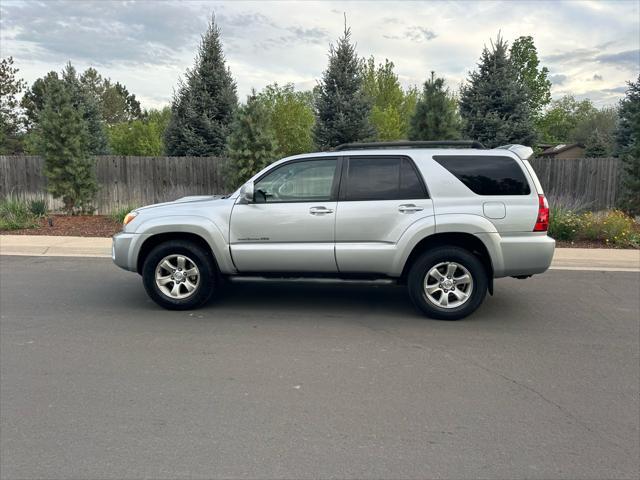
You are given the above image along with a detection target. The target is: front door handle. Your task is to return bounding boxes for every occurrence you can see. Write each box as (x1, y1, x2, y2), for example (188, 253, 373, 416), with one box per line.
(398, 204, 424, 214)
(309, 206, 334, 215)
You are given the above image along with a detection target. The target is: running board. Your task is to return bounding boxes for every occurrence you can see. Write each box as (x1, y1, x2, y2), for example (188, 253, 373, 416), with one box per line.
(228, 276, 398, 286)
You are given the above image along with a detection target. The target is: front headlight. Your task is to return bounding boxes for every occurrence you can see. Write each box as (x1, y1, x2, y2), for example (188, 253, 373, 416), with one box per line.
(123, 211, 138, 226)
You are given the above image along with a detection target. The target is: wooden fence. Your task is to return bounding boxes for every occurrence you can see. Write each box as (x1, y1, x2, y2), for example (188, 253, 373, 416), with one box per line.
(0, 155, 228, 213)
(529, 157, 621, 210)
(0, 155, 622, 213)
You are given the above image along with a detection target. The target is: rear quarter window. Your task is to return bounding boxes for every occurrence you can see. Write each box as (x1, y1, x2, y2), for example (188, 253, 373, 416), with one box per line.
(433, 155, 531, 195)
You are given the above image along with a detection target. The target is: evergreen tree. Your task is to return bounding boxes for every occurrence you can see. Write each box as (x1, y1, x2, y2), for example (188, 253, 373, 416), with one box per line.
(165, 15, 238, 156)
(572, 107, 617, 154)
(21, 72, 60, 131)
(0, 56, 27, 153)
(314, 25, 374, 149)
(61, 63, 109, 154)
(460, 36, 536, 148)
(616, 75, 640, 214)
(225, 92, 278, 189)
(37, 79, 97, 213)
(584, 128, 609, 157)
(79, 68, 142, 126)
(409, 71, 461, 141)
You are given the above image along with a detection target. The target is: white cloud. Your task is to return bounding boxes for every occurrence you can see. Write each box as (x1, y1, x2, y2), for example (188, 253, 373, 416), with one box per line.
(1, 0, 638, 109)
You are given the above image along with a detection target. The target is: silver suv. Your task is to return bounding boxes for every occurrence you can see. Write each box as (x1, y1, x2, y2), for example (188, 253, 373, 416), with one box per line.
(112, 141, 554, 320)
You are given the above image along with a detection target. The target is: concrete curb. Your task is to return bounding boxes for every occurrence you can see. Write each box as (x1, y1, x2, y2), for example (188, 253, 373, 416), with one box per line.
(1, 235, 639, 272)
(0, 235, 111, 258)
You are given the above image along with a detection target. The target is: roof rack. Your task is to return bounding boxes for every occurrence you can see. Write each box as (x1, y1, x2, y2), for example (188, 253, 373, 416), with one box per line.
(334, 140, 486, 151)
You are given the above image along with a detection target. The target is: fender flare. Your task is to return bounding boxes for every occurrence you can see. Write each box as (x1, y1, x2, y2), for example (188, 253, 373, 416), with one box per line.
(391, 213, 504, 279)
(131, 215, 236, 274)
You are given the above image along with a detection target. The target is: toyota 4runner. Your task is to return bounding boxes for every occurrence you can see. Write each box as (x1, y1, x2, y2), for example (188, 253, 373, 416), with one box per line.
(112, 141, 555, 320)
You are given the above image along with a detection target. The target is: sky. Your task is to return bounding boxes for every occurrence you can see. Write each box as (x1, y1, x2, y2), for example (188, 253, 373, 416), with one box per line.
(1, 0, 639, 110)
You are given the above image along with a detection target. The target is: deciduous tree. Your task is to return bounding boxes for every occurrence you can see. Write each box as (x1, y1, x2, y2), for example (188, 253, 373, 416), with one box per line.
(108, 107, 171, 156)
(509, 36, 551, 117)
(572, 107, 618, 155)
(535, 95, 597, 143)
(361, 57, 417, 140)
(256, 83, 315, 157)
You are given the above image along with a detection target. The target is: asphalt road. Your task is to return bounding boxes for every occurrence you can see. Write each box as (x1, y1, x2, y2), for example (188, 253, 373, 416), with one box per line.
(1, 256, 638, 480)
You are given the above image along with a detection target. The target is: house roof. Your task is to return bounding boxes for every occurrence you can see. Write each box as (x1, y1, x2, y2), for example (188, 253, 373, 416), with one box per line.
(539, 143, 584, 156)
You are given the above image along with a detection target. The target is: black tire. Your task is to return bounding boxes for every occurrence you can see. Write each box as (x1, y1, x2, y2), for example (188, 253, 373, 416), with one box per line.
(407, 246, 488, 320)
(142, 240, 217, 310)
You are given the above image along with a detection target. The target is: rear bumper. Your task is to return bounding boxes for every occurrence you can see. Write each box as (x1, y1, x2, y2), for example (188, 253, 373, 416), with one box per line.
(112, 232, 150, 272)
(477, 232, 555, 278)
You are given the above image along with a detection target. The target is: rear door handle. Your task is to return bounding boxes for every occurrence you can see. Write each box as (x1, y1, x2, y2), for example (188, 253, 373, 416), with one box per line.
(398, 204, 424, 214)
(309, 206, 334, 215)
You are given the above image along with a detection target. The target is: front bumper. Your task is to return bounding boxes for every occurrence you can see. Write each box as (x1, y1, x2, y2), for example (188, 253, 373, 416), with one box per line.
(112, 232, 149, 272)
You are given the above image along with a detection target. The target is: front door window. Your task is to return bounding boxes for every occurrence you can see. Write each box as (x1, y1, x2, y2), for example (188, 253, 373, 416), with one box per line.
(254, 159, 338, 203)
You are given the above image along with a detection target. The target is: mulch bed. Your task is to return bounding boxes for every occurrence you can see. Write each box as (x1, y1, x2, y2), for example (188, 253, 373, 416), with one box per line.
(554, 240, 636, 249)
(1, 214, 122, 237)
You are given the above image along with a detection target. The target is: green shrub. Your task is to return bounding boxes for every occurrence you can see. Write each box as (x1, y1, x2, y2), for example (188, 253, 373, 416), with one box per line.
(580, 212, 601, 241)
(110, 205, 138, 224)
(571, 210, 637, 247)
(28, 198, 48, 217)
(597, 210, 637, 246)
(0, 197, 38, 230)
(548, 208, 638, 247)
(548, 207, 583, 241)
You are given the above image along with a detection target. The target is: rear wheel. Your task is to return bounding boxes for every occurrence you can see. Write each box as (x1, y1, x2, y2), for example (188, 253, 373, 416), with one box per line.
(408, 246, 487, 320)
(142, 240, 217, 310)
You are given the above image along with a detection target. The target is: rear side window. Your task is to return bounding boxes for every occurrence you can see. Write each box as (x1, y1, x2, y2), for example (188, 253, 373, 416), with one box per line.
(433, 155, 531, 195)
(342, 157, 428, 201)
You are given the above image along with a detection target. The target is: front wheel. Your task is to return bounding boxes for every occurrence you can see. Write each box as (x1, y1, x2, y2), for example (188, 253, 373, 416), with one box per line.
(142, 240, 217, 310)
(407, 246, 488, 320)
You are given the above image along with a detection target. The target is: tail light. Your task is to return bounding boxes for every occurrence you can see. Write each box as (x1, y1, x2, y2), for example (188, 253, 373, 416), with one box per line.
(534, 194, 549, 231)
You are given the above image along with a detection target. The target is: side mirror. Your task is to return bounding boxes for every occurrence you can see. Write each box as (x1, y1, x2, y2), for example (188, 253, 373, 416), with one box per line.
(238, 182, 254, 204)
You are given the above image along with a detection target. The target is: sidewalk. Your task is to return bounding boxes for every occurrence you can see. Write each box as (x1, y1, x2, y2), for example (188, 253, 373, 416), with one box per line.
(1, 235, 639, 271)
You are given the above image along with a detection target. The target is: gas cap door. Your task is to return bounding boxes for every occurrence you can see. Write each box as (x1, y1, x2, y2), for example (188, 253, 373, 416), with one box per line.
(483, 201, 506, 219)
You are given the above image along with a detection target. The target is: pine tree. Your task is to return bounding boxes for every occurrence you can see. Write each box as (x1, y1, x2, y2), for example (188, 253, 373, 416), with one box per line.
(0, 56, 27, 153)
(225, 92, 278, 189)
(584, 128, 609, 158)
(314, 25, 374, 149)
(165, 15, 238, 156)
(460, 36, 536, 148)
(61, 63, 109, 154)
(409, 71, 461, 141)
(616, 75, 640, 214)
(37, 79, 97, 213)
